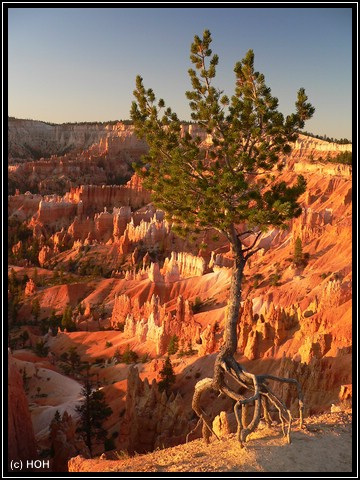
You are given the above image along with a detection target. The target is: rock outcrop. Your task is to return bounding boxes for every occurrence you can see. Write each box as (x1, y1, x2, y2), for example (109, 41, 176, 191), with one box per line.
(8, 120, 149, 194)
(66, 175, 151, 214)
(8, 118, 147, 162)
(111, 293, 201, 355)
(289, 134, 351, 160)
(119, 366, 189, 454)
(49, 411, 90, 472)
(8, 354, 37, 468)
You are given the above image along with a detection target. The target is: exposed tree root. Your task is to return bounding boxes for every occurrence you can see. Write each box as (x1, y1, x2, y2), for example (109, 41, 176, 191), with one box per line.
(191, 356, 304, 447)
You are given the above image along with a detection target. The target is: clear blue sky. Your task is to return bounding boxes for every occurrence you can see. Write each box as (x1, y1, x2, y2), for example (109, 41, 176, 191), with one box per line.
(8, 6, 353, 139)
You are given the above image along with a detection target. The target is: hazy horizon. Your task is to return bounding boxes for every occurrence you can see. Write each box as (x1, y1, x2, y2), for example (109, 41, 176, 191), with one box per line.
(7, 6, 353, 140)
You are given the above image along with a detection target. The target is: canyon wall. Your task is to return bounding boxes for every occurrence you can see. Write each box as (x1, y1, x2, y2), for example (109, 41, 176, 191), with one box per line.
(8, 355, 38, 467)
(8, 118, 351, 197)
(8, 119, 146, 162)
(8, 120, 149, 195)
(8, 118, 351, 168)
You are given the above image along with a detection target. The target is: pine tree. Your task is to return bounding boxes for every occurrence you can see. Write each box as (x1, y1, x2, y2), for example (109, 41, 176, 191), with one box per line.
(76, 377, 113, 457)
(61, 304, 76, 331)
(131, 29, 314, 445)
(31, 298, 41, 323)
(158, 356, 176, 393)
(167, 334, 179, 355)
(294, 236, 304, 266)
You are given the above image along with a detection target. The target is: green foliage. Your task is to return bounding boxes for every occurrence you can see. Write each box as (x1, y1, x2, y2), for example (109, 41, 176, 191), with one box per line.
(122, 344, 138, 364)
(61, 304, 76, 331)
(320, 272, 332, 280)
(158, 356, 176, 393)
(19, 329, 30, 347)
(253, 273, 264, 284)
(31, 298, 41, 323)
(53, 410, 61, 424)
(327, 151, 352, 165)
(293, 237, 303, 266)
(58, 346, 89, 376)
(76, 378, 113, 457)
(269, 273, 281, 287)
(293, 237, 309, 267)
(40, 309, 62, 335)
(8, 220, 40, 266)
(167, 335, 179, 355)
(130, 29, 314, 242)
(77, 302, 86, 315)
(140, 353, 150, 363)
(177, 339, 197, 357)
(112, 347, 122, 364)
(190, 296, 214, 313)
(105, 341, 113, 348)
(301, 131, 351, 145)
(191, 297, 203, 314)
(114, 321, 125, 332)
(49, 410, 62, 457)
(34, 339, 49, 357)
(22, 367, 30, 392)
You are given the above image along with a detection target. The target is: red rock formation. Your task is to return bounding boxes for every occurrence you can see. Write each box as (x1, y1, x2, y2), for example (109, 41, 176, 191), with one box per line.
(36, 197, 77, 228)
(8, 354, 37, 468)
(111, 293, 200, 355)
(8, 191, 42, 221)
(7, 124, 352, 451)
(162, 252, 206, 279)
(119, 366, 189, 454)
(113, 207, 132, 240)
(49, 411, 90, 472)
(24, 278, 37, 296)
(66, 175, 151, 214)
(8, 119, 148, 161)
(290, 134, 351, 161)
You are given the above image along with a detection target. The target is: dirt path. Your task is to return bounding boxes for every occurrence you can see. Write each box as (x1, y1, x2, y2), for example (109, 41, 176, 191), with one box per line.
(69, 412, 352, 473)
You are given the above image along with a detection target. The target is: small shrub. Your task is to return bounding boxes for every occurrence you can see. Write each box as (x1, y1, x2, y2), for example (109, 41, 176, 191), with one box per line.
(105, 341, 113, 348)
(115, 322, 125, 332)
(190, 296, 215, 314)
(191, 297, 203, 314)
(140, 353, 150, 363)
(122, 344, 138, 364)
(112, 348, 122, 363)
(34, 339, 49, 357)
(167, 335, 179, 355)
(269, 273, 281, 286)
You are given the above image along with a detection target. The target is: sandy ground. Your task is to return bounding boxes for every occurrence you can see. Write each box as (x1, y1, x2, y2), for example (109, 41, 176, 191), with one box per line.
(69, 411, 352, 473)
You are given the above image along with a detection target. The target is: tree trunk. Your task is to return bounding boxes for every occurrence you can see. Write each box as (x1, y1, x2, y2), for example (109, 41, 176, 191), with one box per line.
(191, 224, 305, 446)
(213, 225, 245, 388)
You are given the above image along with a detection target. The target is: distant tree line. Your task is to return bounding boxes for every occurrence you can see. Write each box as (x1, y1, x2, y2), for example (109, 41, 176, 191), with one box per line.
(301, 130, 352, 145)
(325, 151, 352, 165)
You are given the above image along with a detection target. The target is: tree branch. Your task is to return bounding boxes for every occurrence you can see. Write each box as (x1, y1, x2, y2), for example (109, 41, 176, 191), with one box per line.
(242, 231, 262, 253)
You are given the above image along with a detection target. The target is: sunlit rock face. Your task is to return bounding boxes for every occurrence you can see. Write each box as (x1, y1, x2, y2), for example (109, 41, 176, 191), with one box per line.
(7, 124, 352, 460)
(8, 119, 147, 162)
